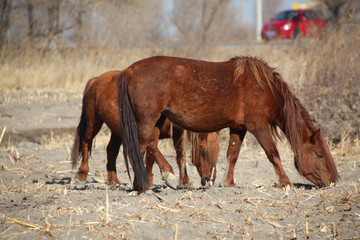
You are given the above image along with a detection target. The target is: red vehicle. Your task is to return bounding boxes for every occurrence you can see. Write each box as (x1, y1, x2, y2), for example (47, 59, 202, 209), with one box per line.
(261, 9, 327, 40)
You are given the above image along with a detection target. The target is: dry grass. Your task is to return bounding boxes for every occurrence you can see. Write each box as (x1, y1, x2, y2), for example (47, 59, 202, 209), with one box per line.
(294, 23, 360, 145)
(0, 47, 152, 91)
(0, 43, 302, 92)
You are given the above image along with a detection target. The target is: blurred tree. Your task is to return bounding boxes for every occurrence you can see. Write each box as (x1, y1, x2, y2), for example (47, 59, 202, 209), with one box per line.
(1, 0, 261, 50)
(171, 0, 239, 53)
(68, 0, 90, 47)
(317, 0, 359, 24)
(25, 0, 34, 46)
(263, 0, 284, 22)
(44, 1, 62, 50)
(0, 0, 12, 49)
(2, 0, 166, 49)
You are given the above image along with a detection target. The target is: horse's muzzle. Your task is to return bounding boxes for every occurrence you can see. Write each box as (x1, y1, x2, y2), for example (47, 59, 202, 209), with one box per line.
(321, 180, 330, 188)
(201, 176, 210, 186)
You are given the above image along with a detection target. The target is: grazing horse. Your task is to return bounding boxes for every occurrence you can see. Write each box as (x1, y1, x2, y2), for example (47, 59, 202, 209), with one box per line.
(190, 131, 220, 186)
(70, 71, 219, 188)
(118, 55, 339, 193)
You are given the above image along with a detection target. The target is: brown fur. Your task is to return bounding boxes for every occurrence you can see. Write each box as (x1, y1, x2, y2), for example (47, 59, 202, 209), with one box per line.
(119, 55, 339, 190)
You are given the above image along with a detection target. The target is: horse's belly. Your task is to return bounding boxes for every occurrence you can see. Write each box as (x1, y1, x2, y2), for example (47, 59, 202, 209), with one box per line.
(162, 107, 231, 132)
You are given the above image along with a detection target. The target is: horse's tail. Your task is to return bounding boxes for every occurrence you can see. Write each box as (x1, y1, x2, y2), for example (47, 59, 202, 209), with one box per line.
(70, 79, 95, 169)
(117, 71, 149, 193)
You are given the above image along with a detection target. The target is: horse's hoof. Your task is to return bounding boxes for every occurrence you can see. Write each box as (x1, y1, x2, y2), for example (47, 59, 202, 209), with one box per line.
(277, 178, 293, 189)
(179, 180, 191, 188)
(278, 183, 294, 189)
(162, 172, 178, 189)
(221, 181, 236, 187)
(178, 181, 194, 189)
(107, 179, 123, 186)
(76, 172, 88, 182)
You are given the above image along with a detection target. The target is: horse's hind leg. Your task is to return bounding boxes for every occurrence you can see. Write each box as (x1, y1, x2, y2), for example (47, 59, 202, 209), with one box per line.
(76, 120, 103, 182)
(223, 128, 247, 187)
(146, 142, 177, 189)
(250, 124, 292, 188)
(145, 116, 176, 188)
(106, 133, 122, 185)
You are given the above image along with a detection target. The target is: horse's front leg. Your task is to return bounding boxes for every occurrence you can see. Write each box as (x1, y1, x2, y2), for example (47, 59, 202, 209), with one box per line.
(223, 128, 246, 187)
(145, 148, 156, 188)
(172, 127, 190, 187)
(106, 133, 123, 185)
(251, 124, 292, 188)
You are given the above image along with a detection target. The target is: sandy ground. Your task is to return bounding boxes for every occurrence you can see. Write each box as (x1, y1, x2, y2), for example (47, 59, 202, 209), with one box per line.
(0, 91, 359, 240)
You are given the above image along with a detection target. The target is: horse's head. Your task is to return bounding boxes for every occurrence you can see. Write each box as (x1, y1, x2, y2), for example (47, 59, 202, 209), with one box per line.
(191, 132, 220, 186)
(296, 129, 340, 187)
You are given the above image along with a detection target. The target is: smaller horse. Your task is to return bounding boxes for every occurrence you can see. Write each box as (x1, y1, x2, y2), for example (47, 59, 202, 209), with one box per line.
(70, 71, 219, 188)
(189, 131, 220, 186)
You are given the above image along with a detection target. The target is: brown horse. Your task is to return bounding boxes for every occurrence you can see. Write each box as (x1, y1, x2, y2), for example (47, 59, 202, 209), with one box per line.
(70, 71, 219, 188)
(190, 131, 220, 186)
(118, 55, 339, 193)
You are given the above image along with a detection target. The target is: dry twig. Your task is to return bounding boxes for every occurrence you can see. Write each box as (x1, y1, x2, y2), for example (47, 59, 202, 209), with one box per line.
(174, 224, 178, 240)
(306, 219, 309, 239)
(0, 127, 6, 145)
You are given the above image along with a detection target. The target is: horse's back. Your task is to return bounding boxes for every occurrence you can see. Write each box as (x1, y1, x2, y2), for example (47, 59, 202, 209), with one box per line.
(127, 56, 241, 131)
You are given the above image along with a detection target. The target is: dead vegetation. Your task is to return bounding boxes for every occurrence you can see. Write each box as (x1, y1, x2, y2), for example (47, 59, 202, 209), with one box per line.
(0, 145, 359, 239)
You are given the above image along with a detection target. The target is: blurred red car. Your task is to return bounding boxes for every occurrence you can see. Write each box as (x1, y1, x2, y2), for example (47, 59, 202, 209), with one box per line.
(261, 9, 327, 40)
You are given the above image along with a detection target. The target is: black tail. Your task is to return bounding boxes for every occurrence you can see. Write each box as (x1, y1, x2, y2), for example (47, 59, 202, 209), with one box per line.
(70, 97, 89, 169)
(118, 71, 150, 193)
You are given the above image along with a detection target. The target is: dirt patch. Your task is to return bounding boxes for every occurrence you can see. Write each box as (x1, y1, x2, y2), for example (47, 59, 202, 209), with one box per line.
(0, 91, 359, 239)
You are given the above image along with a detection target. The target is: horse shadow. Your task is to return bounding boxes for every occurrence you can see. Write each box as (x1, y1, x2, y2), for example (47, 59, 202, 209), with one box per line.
(38, 178, 318, 192)
(40, 177, 132, 191)
(273, 182, 317, 190)
(293, 183, 318, 190)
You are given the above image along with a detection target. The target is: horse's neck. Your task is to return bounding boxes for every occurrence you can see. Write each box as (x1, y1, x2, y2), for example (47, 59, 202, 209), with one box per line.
(279, 111, 310, 154)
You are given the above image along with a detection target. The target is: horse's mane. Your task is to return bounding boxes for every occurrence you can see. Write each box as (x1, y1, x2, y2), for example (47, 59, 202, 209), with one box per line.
(232, 56, 276, 95)
(190, 132, 201, 165)
(231, 56, 339, 180)
(190, 132, 219, 165)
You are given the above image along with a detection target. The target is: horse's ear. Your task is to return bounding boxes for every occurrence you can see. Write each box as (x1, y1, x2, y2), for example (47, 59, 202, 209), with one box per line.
(310, 129, 321, 144)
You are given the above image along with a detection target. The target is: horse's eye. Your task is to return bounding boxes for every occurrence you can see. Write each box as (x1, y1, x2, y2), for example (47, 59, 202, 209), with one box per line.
(316, 153, 324, 158)
(201, 149, 206, 158)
